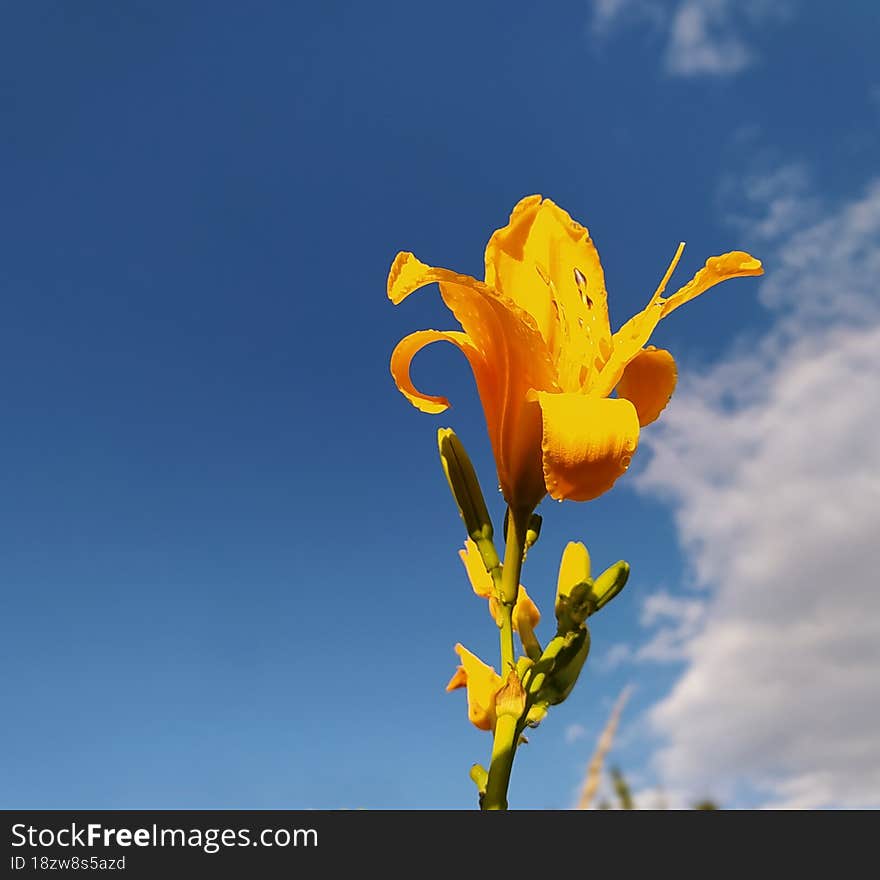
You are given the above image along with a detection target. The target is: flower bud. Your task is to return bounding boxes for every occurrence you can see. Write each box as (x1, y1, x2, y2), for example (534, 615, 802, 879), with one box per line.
(540, 627, 591, 706)
(525, 513, 542, 548)
(592, 560, 630, 611)
(469, 764, 488, 795)
(555, 542, 594, 629)
(438, 428, 495, 546)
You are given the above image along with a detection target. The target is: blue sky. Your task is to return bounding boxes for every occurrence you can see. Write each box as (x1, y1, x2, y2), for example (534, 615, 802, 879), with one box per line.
(2, 1, 878, 809)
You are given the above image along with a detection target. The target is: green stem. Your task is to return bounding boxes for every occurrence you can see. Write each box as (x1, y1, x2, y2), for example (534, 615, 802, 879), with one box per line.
(497, 603, 515, 677)
(482, 505, 531, 811)
(482, 715, 518, 810)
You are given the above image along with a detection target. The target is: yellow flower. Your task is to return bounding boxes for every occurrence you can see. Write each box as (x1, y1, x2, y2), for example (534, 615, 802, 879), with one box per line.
(458, 538, 541, 633)
(445, 643, 504, 731)
(388, 196, 762, 507)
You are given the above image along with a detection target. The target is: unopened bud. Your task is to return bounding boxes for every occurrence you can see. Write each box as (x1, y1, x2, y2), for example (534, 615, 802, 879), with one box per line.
(554, 542, 591, 620)
(591, 560, 630, 611)
(438, 428, 494, 543)
(541, 627, 591, 706)
(469, 764, 488, 795)
(525, 513, 542, 548)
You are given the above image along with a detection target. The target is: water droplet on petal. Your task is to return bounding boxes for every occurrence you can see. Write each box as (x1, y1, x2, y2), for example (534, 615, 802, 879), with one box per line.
(574, 267, 593, 308)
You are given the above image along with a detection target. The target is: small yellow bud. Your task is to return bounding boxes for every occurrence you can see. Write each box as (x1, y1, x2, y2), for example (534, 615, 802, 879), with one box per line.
(554, 542, 595, 628)
(555, 541, 591, 617)
(469, 764, 488, 795)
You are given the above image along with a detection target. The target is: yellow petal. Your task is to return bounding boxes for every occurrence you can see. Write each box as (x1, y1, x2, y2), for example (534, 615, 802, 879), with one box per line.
(536, 392, 640, 502)
(445, 644, 503, 731)
(445, 666, 467, 692)
(557, 541, 590, 597)
(661, 251, 763, 318)
(588, 302, 664, 398)
(389, 329, 486, 415)
(512, 585, 541, 634)
(387, 249, 556, 508)
(387, 251, 436, 305)
(615, 346, 678, 427)
(459, 538, 493, 599)
(484, 197, 612, 389)
(590, 248, 762, 399)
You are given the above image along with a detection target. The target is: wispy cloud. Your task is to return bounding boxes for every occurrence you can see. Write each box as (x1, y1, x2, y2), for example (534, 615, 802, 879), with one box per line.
(589, 0, 794, 78)
(597, 592, 706, 669)
(634, 173, 880, 808)
(718, 162, 819, 243)
(564, 723, 588, 744)
(597, 641, 634, 670)
(637, 592, 705, 662)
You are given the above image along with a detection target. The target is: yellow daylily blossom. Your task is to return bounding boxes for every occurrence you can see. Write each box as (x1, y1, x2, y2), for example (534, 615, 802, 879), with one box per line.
(388, 196, 763, 507)
(446, 643, 504, 731)
(458, 538, 541, 633)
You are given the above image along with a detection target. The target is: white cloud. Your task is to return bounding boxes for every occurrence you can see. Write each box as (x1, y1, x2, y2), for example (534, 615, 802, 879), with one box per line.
(629, 785, 693, 810)
(758, 179, 880, 327)
(589, 0, 793, 78)
(596, 641, 633, 670)
(665, 0, 752, 76)
(598, 593, 706, 668)
(719, 162, 819, 243)
(590, 0, 663, 35)
(564, 723, 589, 744)
(634, 176, 880, 808)
(637, 592, 705, 662)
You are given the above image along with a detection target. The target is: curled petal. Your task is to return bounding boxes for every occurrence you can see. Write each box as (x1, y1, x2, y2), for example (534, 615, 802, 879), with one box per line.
(389, 329, 486, 415)
(386, 250, 555, 508)
(536, 392, 640, 502)
(615, 346, 678, 427)
(661, 251, 763, 318)
(387, 252, 437, 304)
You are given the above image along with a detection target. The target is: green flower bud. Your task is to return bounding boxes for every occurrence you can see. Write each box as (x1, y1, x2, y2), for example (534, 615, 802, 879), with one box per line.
(591, 560, 630, 611)
(525, 513, 542, 549)
(540, 627, 591, 706)
(437, 428, 494, 543)
(525, 701, 549, 728)
(556, 579, 596, 630)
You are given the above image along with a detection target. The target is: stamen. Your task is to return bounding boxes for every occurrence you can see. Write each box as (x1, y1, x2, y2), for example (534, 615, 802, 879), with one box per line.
(651, 242, 686, 304)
